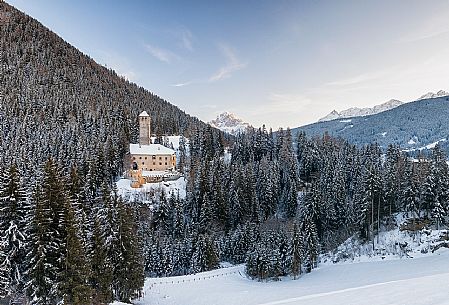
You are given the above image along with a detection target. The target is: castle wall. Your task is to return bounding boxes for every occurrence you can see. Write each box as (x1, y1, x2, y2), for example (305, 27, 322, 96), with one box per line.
(130, 153, 176, 171)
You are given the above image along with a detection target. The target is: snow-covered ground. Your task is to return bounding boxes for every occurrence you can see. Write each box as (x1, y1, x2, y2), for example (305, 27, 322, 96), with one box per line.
(113, 248, 449, 305)
(322, 214, 449, 265)
(112, 214, 449, 305)
(116, 177, 186, 202)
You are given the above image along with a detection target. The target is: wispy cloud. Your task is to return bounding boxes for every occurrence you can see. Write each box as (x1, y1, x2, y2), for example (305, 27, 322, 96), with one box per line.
(144, 43, 179, 63)
(180, 28, 193, 51)
(209, 44, 247, 82)
(401, 9, 449, 43)
(171, 81, 193, 87)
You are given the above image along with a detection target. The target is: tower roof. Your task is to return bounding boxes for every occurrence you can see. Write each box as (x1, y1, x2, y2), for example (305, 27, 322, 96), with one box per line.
(139, 111, 149, 117)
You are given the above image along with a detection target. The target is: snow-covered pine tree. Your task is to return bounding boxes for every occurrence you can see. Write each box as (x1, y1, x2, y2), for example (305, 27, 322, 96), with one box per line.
(290, 222, 303, 279)
(114, 199, 144, 302)
(61, 199, 92, 305)
(26, 159, 68, 304)
(0, 164, 27, 299)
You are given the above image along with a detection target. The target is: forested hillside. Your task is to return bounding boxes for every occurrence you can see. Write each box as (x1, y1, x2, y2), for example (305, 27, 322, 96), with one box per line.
(0, 1, 220, 182)
(292, 97, 449, 154)
(0, 1, 223, 304)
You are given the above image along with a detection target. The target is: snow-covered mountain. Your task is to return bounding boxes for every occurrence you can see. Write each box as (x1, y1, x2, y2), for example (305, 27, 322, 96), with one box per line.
(209, 111, 251, 135)
(319, 99, 403, 122)
(319, 90, 449, 122)
(416, 90, 449, 101)
(293, 94, 449, 153)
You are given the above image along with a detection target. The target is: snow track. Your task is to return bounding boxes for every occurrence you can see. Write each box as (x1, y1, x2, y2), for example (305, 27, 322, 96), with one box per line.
(256, 272, 449, 305)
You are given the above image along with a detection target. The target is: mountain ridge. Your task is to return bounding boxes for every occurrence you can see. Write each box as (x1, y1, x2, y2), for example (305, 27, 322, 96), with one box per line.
(293, 96, 449, 153)
(319, 90, 449, 123)
(319, 99, 404, 122)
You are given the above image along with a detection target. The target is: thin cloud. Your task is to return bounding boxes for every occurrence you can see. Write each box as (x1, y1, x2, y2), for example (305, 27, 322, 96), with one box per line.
(209, 44, 247, 82)
(171, 81, 193, 87)
(400, 9, 449, 43)
(180, 28, 193, 51)
(144, 43, 179, 63)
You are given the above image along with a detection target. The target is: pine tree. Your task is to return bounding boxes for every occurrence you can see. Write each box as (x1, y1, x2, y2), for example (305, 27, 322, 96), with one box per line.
(191, 233, 219, 273)
(90, 218, 113, 304)
(290, 223, 303, 279)
(61, 200, 92, 305)
(114, 200, 144, 302)
(26, 159, 68, 304)
(0, 164, 27, 299)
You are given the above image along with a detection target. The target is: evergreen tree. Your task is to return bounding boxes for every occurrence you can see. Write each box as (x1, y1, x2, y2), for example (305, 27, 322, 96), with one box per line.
(290, 223, 303, 279)
(114, 200, 144, 302)
(61, 200, 92, 305)
(0, 165, 27, 299)
(26, 159, 67, 304)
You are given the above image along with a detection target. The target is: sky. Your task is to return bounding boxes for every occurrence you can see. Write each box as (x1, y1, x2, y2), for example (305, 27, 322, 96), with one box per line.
(7, 0, 449, 129)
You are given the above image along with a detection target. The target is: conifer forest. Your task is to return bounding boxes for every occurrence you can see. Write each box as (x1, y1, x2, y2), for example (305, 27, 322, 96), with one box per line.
(1, 1, 449, 305)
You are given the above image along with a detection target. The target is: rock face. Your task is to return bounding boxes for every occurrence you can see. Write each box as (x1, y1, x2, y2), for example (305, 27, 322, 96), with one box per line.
(208, 112, 251, 135)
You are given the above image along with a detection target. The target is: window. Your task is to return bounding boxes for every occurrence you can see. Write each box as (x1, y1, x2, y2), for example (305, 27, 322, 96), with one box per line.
(159, 157, 162, 160)
(145, 157, 147, 160)
(153, 162, 155, 165)
(159, 162, 162, 165)
(165, 162, 167, 165)
(152, 155, 156, 159)
(139, 157, 142, 159)
(142, 162, 144, 165)
(165, 156, 168, 160)
(132, 157, 136, 160)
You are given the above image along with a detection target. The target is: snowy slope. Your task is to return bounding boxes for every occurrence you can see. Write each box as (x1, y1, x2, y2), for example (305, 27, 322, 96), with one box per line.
(113, 249, 449, 305)
(318, 90, 449, 123)
(319, 99, 403, 122)
(293, 96, 449, 152)
(209, 112, 251, 135)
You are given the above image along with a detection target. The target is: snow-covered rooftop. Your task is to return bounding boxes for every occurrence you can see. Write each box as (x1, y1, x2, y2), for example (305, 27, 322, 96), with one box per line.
(129, 143, 175, 155)
(139, 111, 149, 117)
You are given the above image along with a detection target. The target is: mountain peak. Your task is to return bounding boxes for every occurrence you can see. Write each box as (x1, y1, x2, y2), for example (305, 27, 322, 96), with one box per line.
(417, 90, 449, 101)
(319, 99, 403, 122)
(209, 112, 251, 135)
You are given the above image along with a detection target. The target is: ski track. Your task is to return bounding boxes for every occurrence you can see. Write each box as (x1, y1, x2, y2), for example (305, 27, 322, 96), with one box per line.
(255, 272, 449, 305)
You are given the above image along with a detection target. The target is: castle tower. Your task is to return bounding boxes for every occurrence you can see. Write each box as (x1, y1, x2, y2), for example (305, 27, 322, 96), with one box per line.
(139, 111, 150, 145)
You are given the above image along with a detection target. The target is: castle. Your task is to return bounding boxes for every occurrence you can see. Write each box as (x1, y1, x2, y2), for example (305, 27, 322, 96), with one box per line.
(127, 111, 178, 187)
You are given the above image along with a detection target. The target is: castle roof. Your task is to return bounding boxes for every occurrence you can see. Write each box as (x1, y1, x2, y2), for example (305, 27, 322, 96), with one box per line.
(139, 111, 150, 117)
(129, 143, 175, 155)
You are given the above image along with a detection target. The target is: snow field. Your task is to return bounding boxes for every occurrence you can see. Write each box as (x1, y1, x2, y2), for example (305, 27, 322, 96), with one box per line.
(113, 248, 449, 305)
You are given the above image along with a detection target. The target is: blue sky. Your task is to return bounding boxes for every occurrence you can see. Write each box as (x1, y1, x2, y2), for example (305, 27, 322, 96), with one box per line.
(8, 0, 449, 128)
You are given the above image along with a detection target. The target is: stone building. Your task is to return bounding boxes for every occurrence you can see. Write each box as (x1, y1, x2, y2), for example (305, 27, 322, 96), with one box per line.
(127, 111, 178, 187)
